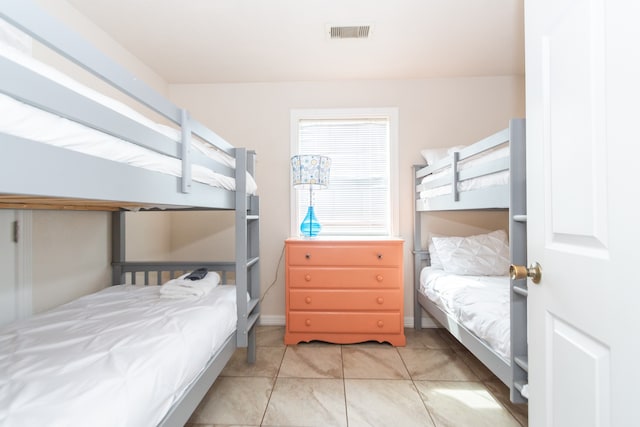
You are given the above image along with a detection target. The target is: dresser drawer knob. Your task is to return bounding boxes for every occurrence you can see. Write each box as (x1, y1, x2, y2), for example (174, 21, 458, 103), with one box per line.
(305, 319, 312, 326)
(377, 320, 384, 328)
(305, 297, 312, 304)
(376, 275, 384, 282)
(305, 274, 312, 282)
(377, 253, 383, 260)
(305, 253, 311, 259)
(377, 297, 384, 305)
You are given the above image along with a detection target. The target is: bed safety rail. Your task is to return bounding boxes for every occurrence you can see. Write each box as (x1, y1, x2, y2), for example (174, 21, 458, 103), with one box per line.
(113, 261, 238, 286)
(414, 122, 520, 211)
(0, 0, 243, 207)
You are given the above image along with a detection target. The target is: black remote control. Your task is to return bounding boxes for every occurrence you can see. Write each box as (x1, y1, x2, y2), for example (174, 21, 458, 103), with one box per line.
(185, 268, 208, 281)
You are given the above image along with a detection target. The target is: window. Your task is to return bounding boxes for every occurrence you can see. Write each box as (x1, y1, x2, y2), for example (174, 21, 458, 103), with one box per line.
(290, 108, 398, 236)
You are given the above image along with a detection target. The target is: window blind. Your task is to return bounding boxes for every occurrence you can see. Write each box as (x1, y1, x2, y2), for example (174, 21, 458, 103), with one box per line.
(295, 117, 390, 236)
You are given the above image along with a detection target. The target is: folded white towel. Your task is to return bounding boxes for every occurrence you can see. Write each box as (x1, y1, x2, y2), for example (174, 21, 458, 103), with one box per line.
(160, 271, 221, 299)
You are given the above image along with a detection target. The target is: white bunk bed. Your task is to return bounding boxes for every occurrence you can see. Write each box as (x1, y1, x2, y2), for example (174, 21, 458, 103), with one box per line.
(413, 118, 528, 403)
(0, 1, 260, 425)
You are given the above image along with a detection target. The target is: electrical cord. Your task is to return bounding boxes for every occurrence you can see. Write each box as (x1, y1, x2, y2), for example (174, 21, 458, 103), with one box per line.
(259, 243, 285, 303)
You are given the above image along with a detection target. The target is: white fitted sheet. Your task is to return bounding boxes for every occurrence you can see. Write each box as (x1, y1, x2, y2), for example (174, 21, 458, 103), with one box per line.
(419, 144, 508, 200)
(0, 43, 257, 195)
(419, 267, 510, 361)
(0, 284, 238, 427)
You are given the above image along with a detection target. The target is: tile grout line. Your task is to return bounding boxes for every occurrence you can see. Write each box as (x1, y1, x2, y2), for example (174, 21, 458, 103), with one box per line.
(440, 329, 526, 427)
(257, 343, 288, 426)
(396, 344, 439, 427)
(340, 345, 350, 427)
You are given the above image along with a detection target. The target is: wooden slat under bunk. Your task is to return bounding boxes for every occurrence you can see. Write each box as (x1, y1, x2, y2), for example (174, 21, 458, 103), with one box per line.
(0, 195, 153, 211)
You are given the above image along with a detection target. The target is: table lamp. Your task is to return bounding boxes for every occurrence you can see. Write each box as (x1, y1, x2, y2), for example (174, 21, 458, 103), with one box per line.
(291, 154, 331, 237)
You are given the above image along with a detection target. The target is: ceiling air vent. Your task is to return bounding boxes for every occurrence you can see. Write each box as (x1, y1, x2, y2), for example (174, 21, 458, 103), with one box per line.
(328, 25, 371, 39)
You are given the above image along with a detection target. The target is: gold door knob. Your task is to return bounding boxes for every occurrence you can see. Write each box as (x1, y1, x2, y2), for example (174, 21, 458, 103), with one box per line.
(510, 262, 542, 284)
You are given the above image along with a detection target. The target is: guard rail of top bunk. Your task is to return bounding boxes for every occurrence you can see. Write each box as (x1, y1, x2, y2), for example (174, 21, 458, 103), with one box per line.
(0, 0, 255, 211)
(414, 118, 525, 211)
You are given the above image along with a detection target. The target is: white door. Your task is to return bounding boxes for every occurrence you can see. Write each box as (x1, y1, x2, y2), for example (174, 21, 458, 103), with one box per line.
(525, 1, 640, 426)
(0, 210, 17, 326)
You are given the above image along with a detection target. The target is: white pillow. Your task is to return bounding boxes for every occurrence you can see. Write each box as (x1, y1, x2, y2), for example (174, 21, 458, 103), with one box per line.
(427, 234, 443, 270)
(447, 145, 466, 155)
(420, 145, 466, 165)
(420, 147, 449, 165)
(431, 230, 510, 276)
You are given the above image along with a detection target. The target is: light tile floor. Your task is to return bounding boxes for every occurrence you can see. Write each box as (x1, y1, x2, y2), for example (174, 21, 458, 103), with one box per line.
(187, 326, 528, 427)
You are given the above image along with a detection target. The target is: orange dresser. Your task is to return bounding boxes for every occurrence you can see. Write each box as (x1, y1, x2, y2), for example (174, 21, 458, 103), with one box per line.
(284, 238, 406, 346)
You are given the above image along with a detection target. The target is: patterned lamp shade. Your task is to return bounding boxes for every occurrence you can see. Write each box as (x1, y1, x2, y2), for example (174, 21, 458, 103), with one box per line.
(290, 155, 331, 189)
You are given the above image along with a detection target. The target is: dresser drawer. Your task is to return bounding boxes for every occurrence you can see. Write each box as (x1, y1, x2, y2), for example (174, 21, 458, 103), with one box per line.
(289, 289, 402, 311)
(287, 243, 401, 267)
(288, 312, 403, 334)
(288, 267, 400, 289)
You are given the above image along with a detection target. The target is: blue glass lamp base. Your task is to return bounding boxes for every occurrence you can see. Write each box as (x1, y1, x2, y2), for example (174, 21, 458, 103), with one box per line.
(300, 206, 321, 237)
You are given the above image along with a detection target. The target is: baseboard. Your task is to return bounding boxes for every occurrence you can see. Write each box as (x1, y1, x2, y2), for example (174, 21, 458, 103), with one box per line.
(258, 315, 285, 326)
(258, 314, 440, 329)
(406, 316, 439, 328)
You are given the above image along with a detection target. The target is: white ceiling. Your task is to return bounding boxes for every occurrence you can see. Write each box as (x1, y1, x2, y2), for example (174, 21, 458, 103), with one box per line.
(66, 0, 524, 84)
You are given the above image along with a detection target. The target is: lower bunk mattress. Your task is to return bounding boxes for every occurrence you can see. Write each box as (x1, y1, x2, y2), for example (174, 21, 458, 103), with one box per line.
(419, 266, 510, 361)
(0, 284, 239, 426)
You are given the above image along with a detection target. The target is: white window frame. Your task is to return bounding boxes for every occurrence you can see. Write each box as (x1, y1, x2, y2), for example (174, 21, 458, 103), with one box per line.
(290, 107, 399, 237)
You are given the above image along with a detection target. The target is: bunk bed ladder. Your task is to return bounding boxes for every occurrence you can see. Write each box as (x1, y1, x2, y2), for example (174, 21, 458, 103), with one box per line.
(235, 148, 260, 364)
(509, 118, 528, 403)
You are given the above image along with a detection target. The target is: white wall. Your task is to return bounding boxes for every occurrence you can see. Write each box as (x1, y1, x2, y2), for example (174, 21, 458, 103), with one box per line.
(168, 76, 526, 324)
(31, 211, 109, 313)
(125, 212, 172, 261)
(34, 0, 168, 108)
(27, 0, 171, 313)
(169, 211, 236, 262)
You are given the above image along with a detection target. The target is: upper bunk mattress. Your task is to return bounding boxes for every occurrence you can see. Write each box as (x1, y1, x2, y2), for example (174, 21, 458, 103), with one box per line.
(419, 144, 509, 200)
(0, 284, 238, 427)
(0, 42, 257, 195)
(419, 266, 510, 362)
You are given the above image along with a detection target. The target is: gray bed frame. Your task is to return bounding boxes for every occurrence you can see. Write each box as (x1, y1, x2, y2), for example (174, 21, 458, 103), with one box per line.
(413, 118, 528, 403)
(0, 1, 260, 425)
